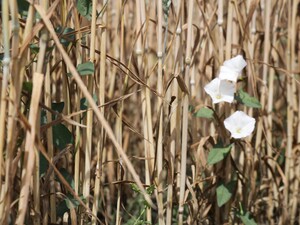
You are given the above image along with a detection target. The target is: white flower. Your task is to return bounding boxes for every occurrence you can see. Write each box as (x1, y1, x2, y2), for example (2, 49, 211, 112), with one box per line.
(204, 78, 235, 104)
(219, 55, 247, 82)
(224, 111, 256, 139)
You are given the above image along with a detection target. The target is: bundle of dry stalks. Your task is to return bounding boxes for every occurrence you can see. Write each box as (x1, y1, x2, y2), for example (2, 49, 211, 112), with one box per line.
(0, 0, 299, 224)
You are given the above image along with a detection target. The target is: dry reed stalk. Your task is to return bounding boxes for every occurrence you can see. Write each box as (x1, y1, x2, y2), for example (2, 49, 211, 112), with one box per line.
(134, 0, 155, 223)
(3, 0, 36, 222)
(217, 0, 224, 63)
(60, 1, 70, 118)
(15, 72, 44, 225)
(156, 0, 165, 224)
(81, 1, 98, 223)
(108, 1, 120, 99)
(293, 41, 300, 224)
(266, 3, 280, 224)
(115, 1, 137, 223)
(178, 1, 193, 224)
(285, 1, 299, 224)
(0, 3, 36, 222)
(254, 1, 269, 152)
(34, 4, 155, 209)
(284, 1, 294, 223)
(144, 7, 156, 224)
(73, 0, 82, 196)
(145, 0, 156, 190)
(92, 1, 107, 224)
(112, 2, 125, 223)
(166, 2, 182, 224)
(44, 62, 56, 224)
(290, 1, 299, 224)
(0, 0, 10, 201)
(258, 6, 272, 212)
(42, 33, 53, 224)
(3, 2, 21, 221)
(190, 32, 196, 98)
(32, 1, 50, 224)
(175, 0, 184, 209)
(225, 1, 234, 59)
(244, 0, 259, 215)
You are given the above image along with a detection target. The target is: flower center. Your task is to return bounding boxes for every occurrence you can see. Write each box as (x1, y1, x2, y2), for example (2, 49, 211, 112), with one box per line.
(236, 128, 242, 133)
(216, 94, 222, 99)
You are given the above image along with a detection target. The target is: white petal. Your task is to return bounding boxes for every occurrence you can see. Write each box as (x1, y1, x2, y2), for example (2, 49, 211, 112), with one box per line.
(224, 118, 237, 133)
(210, 95, 222, 104)
(219, 80, 235, 97)
(204, 78, 219, 96)
(231, 130, 247, 139)
(223, 55, 247, 72)
(219, 55, 247, 82)
(241, 118, 256, 135)
(221, 95, 234, 103)
(219, 66, 240, 82)
(224, 111, 256, 139)
(204, 78, 235, 104)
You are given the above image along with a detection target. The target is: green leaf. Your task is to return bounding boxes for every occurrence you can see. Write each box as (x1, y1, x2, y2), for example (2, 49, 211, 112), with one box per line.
(146, 185, 155, 195)
(62, 27, 75, 46)
(53, 124, 74, 151)
(59, 168, 75, 189)
(29, 44, 40, 54)
(235, 89, 261, 108)
(17, 0, 30, 17)
(52, 102, 65, 114)
(277, 149, 285, 166)
(207, 144, 233, 165)
(194, 107, 214, 119)
(40, 153, 48, 177)
(216, 180, 236, 207)
(22, 81, 33, 94)
(56, 27, 75, 46)
(80, 94, 98, 110)
(40, 102, 64, 125)
(57, 194, 85, 216)
(56, 200, 69, 217)
(237, 211, 257, 225)
(65, 193, 84, 209)
(77, 61, 94, 76)
(29, 44, 54, 54)
(77, 0, 93, 20)
(130, 183, 141, 194)
(188, 105, 195, 113)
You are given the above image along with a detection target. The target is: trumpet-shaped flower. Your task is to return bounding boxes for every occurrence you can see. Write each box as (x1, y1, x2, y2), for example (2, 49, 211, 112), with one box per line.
(224, 111, 256, 139)
(219, 55, 247, 82)
(204, 78, 235, 104)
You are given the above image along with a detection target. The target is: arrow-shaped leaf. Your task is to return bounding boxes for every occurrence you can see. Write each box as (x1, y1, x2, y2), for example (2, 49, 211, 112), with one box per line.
(235, 89, 261, 108)
(207, 144, 233, 165)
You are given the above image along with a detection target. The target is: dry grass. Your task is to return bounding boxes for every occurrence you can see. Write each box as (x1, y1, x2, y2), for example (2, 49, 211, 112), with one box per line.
(0, 0, 299, 224)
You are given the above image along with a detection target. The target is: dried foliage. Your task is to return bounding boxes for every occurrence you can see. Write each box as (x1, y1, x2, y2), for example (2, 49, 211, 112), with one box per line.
(0, 0, 299, 224)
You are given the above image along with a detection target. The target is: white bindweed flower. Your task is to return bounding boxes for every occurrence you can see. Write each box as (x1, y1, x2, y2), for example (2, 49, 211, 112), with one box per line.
(204, 78, 235, 104)
(224, 111, 256, 139)
(219, 55, 247, 82)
